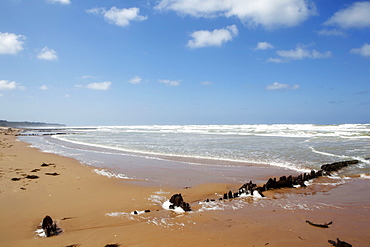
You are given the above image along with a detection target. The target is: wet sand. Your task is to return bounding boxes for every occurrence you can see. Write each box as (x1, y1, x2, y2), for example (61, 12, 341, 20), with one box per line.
(1, 127, 369, 246)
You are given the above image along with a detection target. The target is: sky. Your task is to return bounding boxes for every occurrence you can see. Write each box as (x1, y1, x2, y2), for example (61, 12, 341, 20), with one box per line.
(0, 0, 369, 126)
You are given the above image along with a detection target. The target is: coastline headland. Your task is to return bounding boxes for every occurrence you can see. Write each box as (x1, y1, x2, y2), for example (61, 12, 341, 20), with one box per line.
(1, 127, 369, 246)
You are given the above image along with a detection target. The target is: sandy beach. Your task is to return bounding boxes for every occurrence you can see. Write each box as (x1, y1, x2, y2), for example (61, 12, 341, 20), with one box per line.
(1, 128, 369, 247)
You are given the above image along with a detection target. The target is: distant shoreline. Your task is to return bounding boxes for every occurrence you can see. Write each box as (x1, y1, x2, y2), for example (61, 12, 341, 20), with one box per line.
(0, 120, 65, 128)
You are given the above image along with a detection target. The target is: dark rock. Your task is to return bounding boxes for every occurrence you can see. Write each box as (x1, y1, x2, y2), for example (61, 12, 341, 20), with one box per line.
(228, 190, 233, 199)
(310, 170, 316, 178)
(255, 187, 265, 197)
(11, 177, 21, 181)
(328, 238, 352, 247)
(26, 175, 39, 179)
(144, 210, 150, 213)
(169, 194, 191, 211)
(45, 172, 59, 176)
(105, 244, 120, 247)
(42, 215, 57, 237)
(321, 160, 359, 172)
(169, 193, 183, 207)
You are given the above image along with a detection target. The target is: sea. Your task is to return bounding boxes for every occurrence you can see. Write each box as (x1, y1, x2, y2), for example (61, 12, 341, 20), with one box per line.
(19, 124, 370, 187)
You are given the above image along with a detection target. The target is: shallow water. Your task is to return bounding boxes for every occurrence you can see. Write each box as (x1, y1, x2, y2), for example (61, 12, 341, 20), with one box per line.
(19, 124, 370, 187)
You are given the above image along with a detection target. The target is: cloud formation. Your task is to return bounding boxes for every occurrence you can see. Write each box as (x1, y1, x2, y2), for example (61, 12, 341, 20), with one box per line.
(37, 47, 58, 60)
(128, 76, 142, 84)
(47, 0, 71, 4)
(159, 79, 181, 86)
(187, 25, 238, 48)
(350, 43, 370, 57)
(86, 81, 112, 90)
(201, 81, 212, 85)
(87, 7, 147, 27)
(156, 0, 316, 29)
(324, 1, 370, 29)
(317, 28, 347, 37)
(81, 75, 96, 79)
(268, 44, 332, 62)
(0, 80, 24, 90)
(39, 85, 49, 90)
(0, 32, 26, 55)
(277, 45, 332, 60)
(255, 42, 274, 50)
(266, 57, 284, 63)
(265, 82, 299, 90)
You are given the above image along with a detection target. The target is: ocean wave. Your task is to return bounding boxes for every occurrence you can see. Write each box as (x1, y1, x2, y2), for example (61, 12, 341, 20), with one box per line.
(63, 124, 370, 138)
(93, 169, 133, 180)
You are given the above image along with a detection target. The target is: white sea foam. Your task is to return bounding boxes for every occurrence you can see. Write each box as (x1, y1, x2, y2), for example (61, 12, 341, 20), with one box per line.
(34, 228, 46, 238)
(198, 191, 265, 212)
(93, 169, 132, 179)
(269, 162, 311, 173)
(360, 173, 370, 179)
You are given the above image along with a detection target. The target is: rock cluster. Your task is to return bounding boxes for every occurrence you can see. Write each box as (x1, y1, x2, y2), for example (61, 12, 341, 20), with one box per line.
(205, 160, 359, 201)
(321, 160, 359, 173)
(169, 194, 191, 212)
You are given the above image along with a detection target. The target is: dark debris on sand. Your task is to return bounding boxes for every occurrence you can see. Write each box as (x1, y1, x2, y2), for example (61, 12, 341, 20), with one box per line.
(328, 238, 352, 247)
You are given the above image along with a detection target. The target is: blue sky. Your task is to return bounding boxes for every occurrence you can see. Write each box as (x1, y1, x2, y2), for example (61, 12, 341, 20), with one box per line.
(0, 0, 369, 126)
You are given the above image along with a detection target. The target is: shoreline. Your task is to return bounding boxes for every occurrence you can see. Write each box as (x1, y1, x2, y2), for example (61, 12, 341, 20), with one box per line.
(18, 134, 305, 189)
(1, 128, 370, 246)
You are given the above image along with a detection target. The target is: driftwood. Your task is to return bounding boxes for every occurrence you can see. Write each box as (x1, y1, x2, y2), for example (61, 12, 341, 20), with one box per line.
(306, 220, 333, 228)
(328, 238, 352, 247)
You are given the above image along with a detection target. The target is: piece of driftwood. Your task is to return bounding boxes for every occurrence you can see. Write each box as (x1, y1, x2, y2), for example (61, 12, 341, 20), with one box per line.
(306, 220, 333, 228)
(328, 238, 352, 247)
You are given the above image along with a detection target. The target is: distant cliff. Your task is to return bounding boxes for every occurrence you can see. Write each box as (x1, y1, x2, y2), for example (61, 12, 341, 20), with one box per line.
(0, 120, 66, 128)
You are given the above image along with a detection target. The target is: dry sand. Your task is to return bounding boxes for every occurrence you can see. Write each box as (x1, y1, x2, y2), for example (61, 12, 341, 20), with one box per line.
(1, 127, 369, 246)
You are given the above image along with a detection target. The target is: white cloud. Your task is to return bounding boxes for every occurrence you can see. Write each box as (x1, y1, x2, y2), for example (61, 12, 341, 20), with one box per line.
(266, 57, 284, 63)
(156, 0, 316, 29)
(201, 81, 212, 85)
(81, 75, 96, 79)
(128, 76, 142, 84)
(0, 32, 26, 55)
(37, 47, 58, 60)
(39, 85, 49, 90)
(324, 2, 370, 29)
(87, 7, 147, 27)
(317, 28, 346, 37)
(47, 0, 71, 4)
(350, 43, 370, 57)
(86, 81, 112, 90)
(0, 80, 24, 90)
(276, 44, 332, 60)
(187, 25, 238, 48)
(265, 82, 299, 90)
(255, 42, 274, 50)
(159, 79, 181, 86)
